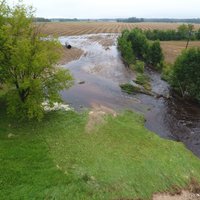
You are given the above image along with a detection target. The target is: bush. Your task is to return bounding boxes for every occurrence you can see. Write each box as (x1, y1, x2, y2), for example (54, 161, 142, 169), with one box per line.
(130, 60, 145, 73)
(127, 28, 149, 59)
(146, 40, 164, 70)
(118, 30, 135, 65)
(161, 63, 173, 81)
(135, 73, 151, 90)
(120, 83, 138, 94)
(144, 24, 196, 41)
(171, 48, 200, 100)
(118, 35, 136, 65)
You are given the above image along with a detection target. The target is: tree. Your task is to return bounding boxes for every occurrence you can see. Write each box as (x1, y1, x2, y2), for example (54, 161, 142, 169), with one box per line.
(185, 24, 194, 49)
(196, 28, 200, 40)
(146, 40, 164, 70)
(171, 48, 200, 101)
(0, 1, 73, 120)
(127, 28, 149, 59)
(118, 36, 135, 65)
(0, 0, 9, 84)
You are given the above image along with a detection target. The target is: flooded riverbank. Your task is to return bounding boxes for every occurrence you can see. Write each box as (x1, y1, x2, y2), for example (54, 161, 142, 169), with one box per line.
(59, 34, 200, 158)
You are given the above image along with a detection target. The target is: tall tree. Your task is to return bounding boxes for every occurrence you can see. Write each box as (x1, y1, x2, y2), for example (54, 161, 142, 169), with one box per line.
(186, 24, 194, 49)
(0, 1, 73, 120)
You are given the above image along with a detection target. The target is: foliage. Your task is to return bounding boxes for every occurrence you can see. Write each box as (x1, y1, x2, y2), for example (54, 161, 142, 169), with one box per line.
(127, 28, 149, 59)
(144, 24, 197, 41)
(117, 17, 144, 23)
(118, 34, 136, 65)
(0, 1, 73, 120)
(171, 47, 200, 100)
(161, 63, 173, 82)
(135, 73, 151, 90)
(118, 28, 164, 72)
(120, 83, 140, 94)
(196, 28, 200, 40)
(146, 40, 164, 70)
(130, 60, 145, 73)
(0, 101, 200, 199)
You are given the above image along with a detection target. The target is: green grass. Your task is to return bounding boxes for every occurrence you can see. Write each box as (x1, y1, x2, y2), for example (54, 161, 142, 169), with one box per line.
(0, 97, 200, 199)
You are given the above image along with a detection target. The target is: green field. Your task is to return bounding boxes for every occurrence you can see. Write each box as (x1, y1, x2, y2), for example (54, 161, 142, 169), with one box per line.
(0, 94, 200, 200)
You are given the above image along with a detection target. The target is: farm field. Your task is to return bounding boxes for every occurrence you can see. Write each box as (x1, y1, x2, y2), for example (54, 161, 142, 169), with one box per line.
(40, 22, 200, 36)
(160, 41, 200, 63)
(41, 22, 200, 64)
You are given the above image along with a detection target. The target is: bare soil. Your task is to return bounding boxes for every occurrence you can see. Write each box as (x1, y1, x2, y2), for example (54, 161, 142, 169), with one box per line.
(59, 46, 83, 65)
(160, 41, 200, 64)
(153, 191, 200, 200)
(85, 103, 117, 133)
(88, 35, 115, 48)
(40, 22, 200, 36)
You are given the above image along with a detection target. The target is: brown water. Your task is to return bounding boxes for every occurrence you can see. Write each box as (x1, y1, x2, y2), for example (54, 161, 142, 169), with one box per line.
(60, 34, 200, 158)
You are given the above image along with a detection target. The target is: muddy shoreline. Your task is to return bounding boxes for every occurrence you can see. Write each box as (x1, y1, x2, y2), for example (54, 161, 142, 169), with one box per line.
(59, 33, 200, 158)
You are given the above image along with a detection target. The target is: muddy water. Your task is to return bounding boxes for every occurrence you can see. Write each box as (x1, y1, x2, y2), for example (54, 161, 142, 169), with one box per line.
(59, 34, 200, 158)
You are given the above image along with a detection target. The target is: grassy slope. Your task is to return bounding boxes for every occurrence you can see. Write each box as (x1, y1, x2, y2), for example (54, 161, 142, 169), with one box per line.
(0, 97, 200, 200)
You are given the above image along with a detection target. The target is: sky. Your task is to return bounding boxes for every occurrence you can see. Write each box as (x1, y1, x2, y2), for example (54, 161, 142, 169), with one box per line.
(7, 0, 200, 19)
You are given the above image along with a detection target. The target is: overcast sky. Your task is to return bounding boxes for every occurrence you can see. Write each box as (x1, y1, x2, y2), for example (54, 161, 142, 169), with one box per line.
(7, 0, 200, 19)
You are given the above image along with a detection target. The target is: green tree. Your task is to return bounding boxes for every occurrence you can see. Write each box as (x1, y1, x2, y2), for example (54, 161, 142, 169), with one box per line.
(0, 2, 73, 120)
(196, 28, 200, 40)
(0, 0, 9, 84)
(177, 24, 189, 39)
(171, 48, 200, 100)
(146, 40, 164, 70)
(118, 36, 135, 65)
(186, 24, 194, 49)
(127, 28, 149, 59)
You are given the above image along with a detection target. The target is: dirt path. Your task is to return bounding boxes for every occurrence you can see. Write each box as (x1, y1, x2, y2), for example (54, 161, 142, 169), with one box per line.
(85, 103, 117, 133)
(153, 191, 200, 200)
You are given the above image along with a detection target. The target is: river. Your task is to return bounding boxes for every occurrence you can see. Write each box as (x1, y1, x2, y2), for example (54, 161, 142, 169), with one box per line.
(59, 33, 200, 158)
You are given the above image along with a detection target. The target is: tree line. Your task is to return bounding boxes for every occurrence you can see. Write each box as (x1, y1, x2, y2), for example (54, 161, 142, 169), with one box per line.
(117, 17, 200, 24)
(118, 28, 164, 70)
(144, 24, 200, 41)
(118, 27, 200, 102)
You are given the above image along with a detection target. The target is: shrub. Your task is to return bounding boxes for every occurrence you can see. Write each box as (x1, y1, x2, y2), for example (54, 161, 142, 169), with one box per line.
(118, 36, 136, 65)
(130, 60, 145, 73)
(171, 47, 200, 100)
(135, 73, 151, 90)
(146, 40, 164, 70)
(127, 28, 149, 59)
(161, 63, 173, 81)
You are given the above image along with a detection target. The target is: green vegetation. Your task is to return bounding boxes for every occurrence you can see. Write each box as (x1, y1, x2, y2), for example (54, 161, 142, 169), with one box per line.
(117, 17, 144, 23)
(118, 33, 136, 65)
(130, 60, 145, 73)
(120, 83, 142, 94)
(0, 1, 73, 120)
(146, 40, 164, 70)
(170, 47, 200, 101)
(118, 28, 164, 71)
(144, 24, 197, 41)
(127, 28, 149, 59)
(0, 95, 200, 199)
(135, 74, 151, 90)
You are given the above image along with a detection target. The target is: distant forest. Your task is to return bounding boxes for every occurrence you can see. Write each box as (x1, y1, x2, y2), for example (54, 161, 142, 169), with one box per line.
(34, 17, 200, 24)
(117, 17, 200, 23)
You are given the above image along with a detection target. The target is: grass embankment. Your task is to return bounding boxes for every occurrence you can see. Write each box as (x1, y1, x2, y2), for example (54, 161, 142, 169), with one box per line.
(0, 96, 200, 199)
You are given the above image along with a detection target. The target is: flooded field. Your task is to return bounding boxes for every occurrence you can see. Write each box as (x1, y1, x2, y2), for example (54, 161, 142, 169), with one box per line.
(60, 34, 200, 158)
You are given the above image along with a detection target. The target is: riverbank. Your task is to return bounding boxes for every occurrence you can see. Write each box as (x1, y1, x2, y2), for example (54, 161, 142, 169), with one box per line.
(0, 95, 200, 199)
(59, 34, 200, 157)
